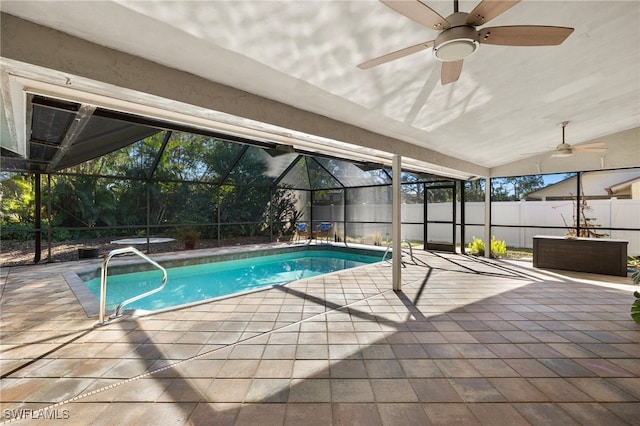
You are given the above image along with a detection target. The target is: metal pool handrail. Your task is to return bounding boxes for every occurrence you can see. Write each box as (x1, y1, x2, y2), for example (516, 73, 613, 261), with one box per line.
(96, 247, 167, 327)
(382, 240, 414, 263)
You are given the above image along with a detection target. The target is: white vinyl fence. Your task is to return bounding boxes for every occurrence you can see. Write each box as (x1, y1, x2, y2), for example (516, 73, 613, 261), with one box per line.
(314, 199, 640, 255)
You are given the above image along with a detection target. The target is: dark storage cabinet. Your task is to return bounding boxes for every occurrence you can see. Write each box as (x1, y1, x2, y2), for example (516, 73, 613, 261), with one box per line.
(533, 236, 628, 277)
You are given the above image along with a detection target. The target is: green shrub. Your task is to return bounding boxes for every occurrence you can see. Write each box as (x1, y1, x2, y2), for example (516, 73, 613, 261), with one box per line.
(467, 237, 485, 256)
(491, 236, 507, 258)
(176, 227, 201, 242)
(0, 223, 34, 240)
(51, 229, 74, 241)
(632, 291, 640, 323)
(627, 262, 639, 323)
(467, 236, 507, 258)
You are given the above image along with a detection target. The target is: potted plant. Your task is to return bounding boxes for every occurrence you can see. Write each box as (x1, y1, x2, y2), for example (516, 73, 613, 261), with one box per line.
(177, 227, 200, 250)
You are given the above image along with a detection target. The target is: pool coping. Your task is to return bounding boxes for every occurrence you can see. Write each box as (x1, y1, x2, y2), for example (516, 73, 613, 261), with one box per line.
(64, 242, 389, 319)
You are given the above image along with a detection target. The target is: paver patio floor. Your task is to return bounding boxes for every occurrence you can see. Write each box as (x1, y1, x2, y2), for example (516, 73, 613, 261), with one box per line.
(1, 245, 638, 425)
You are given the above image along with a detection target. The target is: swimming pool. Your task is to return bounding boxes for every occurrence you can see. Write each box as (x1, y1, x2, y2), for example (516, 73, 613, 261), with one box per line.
(83, 248, 383, 312)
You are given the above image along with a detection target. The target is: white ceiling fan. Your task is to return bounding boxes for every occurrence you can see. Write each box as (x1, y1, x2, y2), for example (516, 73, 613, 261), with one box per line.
(551, 121, 607, 158)
(358, 0, 574, 84)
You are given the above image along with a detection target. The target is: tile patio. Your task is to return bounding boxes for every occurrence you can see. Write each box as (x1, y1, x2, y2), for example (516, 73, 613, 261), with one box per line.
(1, 246, 638, 425)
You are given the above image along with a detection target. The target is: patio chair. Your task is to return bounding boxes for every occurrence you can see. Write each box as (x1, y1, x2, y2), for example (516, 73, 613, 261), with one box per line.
(294, 222, 310, 243)
(316, 222, 333, 243)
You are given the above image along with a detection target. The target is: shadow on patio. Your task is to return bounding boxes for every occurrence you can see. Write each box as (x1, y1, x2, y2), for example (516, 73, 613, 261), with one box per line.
(1, 249, 638, 424)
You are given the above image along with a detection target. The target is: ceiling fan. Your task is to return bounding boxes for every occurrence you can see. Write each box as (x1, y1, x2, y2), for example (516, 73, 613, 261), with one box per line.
(551, 121, 607, 158)
(358, 0, 574, 84)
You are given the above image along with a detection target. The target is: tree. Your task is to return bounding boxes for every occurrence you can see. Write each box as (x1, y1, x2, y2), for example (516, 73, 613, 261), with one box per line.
(491, 175, 544, 201)
(47, 175, 118, 229)
(464, 179, 485, 202)
(1, 173, 36, 239)
(1, 172, 35, 224)
(266, 185, 301, 238)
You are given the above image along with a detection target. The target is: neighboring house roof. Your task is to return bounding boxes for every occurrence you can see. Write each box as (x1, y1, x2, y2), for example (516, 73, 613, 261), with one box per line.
(607, 176, 640, 195)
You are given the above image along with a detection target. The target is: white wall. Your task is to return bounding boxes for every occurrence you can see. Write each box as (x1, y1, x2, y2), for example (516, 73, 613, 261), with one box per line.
(314, 199, 640, 255)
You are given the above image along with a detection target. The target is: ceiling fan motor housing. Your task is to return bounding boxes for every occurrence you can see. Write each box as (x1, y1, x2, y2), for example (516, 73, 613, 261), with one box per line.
(434, 12, 479, 62)
(553, 142, 573, 157)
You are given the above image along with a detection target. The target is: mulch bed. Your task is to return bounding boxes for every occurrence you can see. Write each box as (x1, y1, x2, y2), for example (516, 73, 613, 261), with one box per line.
(1, 236, 272, 267)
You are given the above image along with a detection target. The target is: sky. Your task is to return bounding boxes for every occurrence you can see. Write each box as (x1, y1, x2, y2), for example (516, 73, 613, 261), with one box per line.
(542, 173, 569, 187)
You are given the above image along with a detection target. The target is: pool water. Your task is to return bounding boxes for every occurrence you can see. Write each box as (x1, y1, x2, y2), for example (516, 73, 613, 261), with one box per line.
(84, 250, 381, 312)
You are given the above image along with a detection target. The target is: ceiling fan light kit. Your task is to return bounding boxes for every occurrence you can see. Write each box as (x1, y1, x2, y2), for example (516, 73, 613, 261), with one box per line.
(434, 25, 480, 61)
(551, 148, 574, 158)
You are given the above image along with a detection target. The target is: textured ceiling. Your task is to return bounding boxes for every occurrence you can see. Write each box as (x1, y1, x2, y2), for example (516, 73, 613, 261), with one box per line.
(1, 0, 639, 176)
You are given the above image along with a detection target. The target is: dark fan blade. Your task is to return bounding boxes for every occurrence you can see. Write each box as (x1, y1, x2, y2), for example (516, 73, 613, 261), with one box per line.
(441, 60, 463, 85)
(381, 0, 450, 30)
(479, 26, 574, 46)
(466, 0, 520, 26)
(358, 40, 435, 69)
